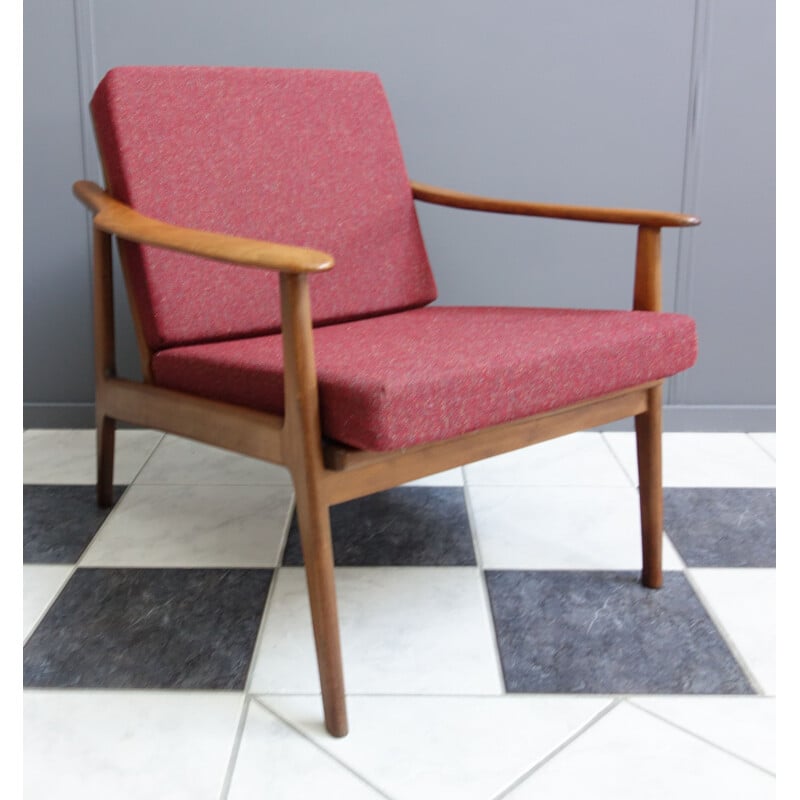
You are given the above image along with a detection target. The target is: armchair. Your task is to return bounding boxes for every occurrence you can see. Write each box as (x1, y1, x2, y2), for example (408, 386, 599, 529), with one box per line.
(73, 66, 699, 737)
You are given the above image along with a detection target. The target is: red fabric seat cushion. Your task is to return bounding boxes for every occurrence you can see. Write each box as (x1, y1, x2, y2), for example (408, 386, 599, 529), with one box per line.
(151, 306, 698, 452)
(91, 67, 437, 350)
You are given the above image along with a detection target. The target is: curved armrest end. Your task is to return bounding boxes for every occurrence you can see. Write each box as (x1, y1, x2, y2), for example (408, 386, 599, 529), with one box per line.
(73, 180, 110, 214)
(72, 180, 334, 274)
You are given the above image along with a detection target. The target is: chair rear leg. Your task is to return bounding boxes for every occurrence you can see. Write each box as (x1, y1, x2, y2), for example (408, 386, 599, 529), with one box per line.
(635, 383, 663, 589)
(96, 413, 116, 508)
(293, 482, 348, 737)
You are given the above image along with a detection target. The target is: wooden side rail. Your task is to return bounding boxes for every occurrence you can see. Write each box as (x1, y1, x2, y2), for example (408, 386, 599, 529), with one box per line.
(322, 383, 655, 504)
(100, 377, 285, 464)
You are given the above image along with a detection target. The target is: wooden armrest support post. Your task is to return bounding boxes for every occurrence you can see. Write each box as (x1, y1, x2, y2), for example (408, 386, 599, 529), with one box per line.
(73, 181, 334, 274)
(634, 227, 662, 312)
(410, 180, 701, 313)
(411, 181, 700, 229)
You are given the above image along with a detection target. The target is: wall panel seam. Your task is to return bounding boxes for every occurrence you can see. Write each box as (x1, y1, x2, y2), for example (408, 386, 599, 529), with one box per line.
(672, 0, 712, 404)
(72, 0, 100, 416)
(72, 0, 99, 184)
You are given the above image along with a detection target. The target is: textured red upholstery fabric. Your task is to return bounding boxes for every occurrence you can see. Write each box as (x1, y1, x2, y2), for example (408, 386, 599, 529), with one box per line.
(91, 67, 437, 350)
(151, 306, 698, 451)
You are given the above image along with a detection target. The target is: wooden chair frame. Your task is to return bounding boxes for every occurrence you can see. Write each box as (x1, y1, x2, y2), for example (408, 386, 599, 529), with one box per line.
(73, 177, 699, 737)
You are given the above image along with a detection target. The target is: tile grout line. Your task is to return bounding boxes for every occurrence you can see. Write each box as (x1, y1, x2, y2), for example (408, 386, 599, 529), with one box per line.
(73, 431, 166, 569)
(599, 431, 638, 488)
(72, 484, 139, 567)
(626, 698, 776, 777)
(147, 448, 293, 798)
(670, 533, 689, 572)
(92, 429, 167, 547)
(252, 697, 395, 799)
(490, 697, 622, 799)
(120, 430, 168, 485)
(23, 431, 161, 645)
(461, 472, 508, 695)
(133, 433, 295, 488)
(218, 694, 253, 800)
(22, 565, 76, 648)
(746, 432, 776, 462)
(682, 567, 767, 695)
(222, 482, 295, 796)
(240, 492, 296, 696)
(78, 457, 294, 568)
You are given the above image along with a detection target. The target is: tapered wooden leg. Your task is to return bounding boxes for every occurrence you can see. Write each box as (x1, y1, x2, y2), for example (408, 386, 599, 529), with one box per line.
(96, 413, 116, 508)
(293, 481, 348, 737)
(280, 273, 348, 736)
(634, 383, 663, 589)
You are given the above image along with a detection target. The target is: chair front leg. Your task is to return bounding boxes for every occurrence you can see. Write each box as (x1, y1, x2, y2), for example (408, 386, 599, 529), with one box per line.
(293, 477, 348, 737)
(280, 272, 348, 737)
(635, 382, 663, 588)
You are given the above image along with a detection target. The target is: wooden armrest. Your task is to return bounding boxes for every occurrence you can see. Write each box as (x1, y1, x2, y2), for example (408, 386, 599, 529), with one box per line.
(411, 181, 700, 228)
(73, 181, 334, 274)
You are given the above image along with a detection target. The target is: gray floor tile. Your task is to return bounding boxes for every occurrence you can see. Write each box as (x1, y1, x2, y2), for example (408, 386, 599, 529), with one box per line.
(23, 485, 125, 564)
(283, 487, 476, 566)
(664, 488, 775, 567)
(485, 570, 754, 694)
(23, 568, 272, 690)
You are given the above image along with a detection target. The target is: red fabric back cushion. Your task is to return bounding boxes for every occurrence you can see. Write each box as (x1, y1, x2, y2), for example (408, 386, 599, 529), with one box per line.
(91, 66, 437, 350)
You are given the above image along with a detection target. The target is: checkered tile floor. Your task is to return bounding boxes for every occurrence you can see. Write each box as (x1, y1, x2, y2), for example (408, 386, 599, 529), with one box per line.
(23, 429, 776, 799)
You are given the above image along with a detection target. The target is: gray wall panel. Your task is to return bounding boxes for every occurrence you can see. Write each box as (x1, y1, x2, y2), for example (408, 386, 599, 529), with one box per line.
(682, 0, 776, 406)
(90, 0, 692, 314)
(24, 0, 95, 405)
(23, 0, 775, 428)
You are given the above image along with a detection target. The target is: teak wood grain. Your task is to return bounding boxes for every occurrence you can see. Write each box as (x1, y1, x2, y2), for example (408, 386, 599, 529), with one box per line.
(280, 273, 348, 737)
(102, 379, 284, 464)
(634, 227, 663, 312)
(411, 181, 701, 228)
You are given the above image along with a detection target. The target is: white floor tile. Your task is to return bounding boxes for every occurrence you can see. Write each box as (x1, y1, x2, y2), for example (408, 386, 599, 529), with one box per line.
(23, 564, 73, 641)
(748, 432, 776, 460)
(227, 699, 381, 799)
(250, 567, 503, 694)
(404, 468, 464, 487)
(23, 690, 244, 800)
(630, 696, 775, 773)
(262, 694, 612, 800)
(505, 701, 775, 799)
(135, 434, 291, 485)
(688, 568, 776, 694)
(603, 432, 776, 487)
(23, 429, 163, 484)
(469, 486, 683, 570)
(80, 484, 293, 568)
(464, 432, 632, 487)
